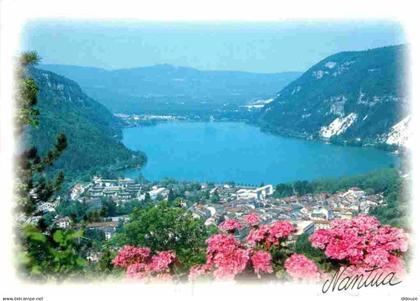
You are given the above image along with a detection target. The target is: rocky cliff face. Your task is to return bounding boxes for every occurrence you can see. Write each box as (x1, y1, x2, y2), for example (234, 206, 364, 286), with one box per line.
(260, 45, 410, 148)
(383, 115, 411, 148)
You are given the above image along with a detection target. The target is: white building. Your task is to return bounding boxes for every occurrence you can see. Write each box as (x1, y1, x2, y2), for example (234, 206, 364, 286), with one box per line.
(295, 220, 315, 236)
(255, 185, 274, 200)
(310, 207, 333, 221)
(149, 187, 167, 200)
(56, 217, 72, 229)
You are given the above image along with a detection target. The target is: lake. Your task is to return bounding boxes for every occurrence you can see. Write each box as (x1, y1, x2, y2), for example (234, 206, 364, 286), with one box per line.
(122, 122, 398, 185)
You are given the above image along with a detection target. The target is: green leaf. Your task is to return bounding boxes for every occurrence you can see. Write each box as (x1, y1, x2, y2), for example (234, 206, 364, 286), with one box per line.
(53, 230, 64, 244)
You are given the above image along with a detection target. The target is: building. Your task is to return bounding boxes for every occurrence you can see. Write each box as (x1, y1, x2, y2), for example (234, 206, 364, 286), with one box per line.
(86, 221, 118, 240)
(236, 189, 257, 201)
(255, 185, 274, 200)
(148, 187, 168, 200)
(236, 185, 274, 202)
(288, 220, 316, 244)
(310, 207, 333, 221)
(36, 202, 57, 214)
(313, 220, 331, 231)
(294, 220, 315, 236)
(56, 216, 72, 229)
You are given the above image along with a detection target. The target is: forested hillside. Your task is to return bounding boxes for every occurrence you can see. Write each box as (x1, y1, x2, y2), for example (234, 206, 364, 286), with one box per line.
(26, 67, 146, 174)
(260, 45, 409, 147)
(39, 63, 301, 116)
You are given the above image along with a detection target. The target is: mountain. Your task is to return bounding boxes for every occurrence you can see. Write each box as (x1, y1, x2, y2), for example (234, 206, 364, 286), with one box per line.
(27, 67, 146, 174)
(260, 45, 409, 147)
(38, 64, 301, 116)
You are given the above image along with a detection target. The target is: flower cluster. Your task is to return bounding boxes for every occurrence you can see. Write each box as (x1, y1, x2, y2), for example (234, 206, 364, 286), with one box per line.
(190, 234, 250, 280)
(113, 246, 177, 281)
(218, 219, 242, 232)
(189, 232, 275, 280)
(114, 215, 409, 283)
(309, 215, 408, 275)
(189, 216, 297, 280)
(251, 251, 273, 275)
(149, 251, 177, 273)
(112, 245, 151, 268)
(188, 263, 212, 281)
(284, 254, 321, 281)
(247, 220, 295, 248)
(244, 213, 260, 226)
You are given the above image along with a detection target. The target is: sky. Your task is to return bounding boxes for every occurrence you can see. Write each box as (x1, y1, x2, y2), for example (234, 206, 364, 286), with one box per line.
(21, 20, 405, 73)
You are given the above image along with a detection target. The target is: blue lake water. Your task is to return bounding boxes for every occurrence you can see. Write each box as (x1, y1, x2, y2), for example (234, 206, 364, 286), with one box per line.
(122, 122, 398, 185)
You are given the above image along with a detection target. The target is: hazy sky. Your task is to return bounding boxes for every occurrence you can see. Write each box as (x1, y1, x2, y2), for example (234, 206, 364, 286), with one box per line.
(21, 20, 405, 73)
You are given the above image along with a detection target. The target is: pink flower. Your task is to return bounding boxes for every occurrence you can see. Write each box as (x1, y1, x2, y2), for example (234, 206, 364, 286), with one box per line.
(268, 221, 295, 243)
(246, 224, 270, 247)
(126, 263, 149, 279)
(251, 251, 273, 275)
(309, 229, 331, 249)
(383, 255, 405, 277)
(246, 221, 294, 249)
(113, 245, 179, 281)
(324, 238, 353, 260)
(212, 248, 250, 280)
(364, 248, 390, 268)
(309, 214, 408, 276)
(244, 213, 260, 226)
(284, 254, 321, 281)
(112, 246, 151, 268)
(189, 263, 211, 281)
(371, 226, 408, 252)
(218, 219, 242, 232)
(352, 215, 380, 234)
(199, 234, 251, 280)
(150, 251, 177, 273)
(340, 255, 405, 278)
(206, 234, 241, 256)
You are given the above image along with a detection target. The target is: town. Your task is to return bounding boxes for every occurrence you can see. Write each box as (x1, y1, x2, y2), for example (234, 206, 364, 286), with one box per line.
(32, 176, 384, 247)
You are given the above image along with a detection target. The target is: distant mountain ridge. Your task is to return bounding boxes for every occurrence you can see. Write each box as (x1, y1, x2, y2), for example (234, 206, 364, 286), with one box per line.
(38, 63, 302, 116)
(260, 45, 409, 147)
(28, 67, 146, 174)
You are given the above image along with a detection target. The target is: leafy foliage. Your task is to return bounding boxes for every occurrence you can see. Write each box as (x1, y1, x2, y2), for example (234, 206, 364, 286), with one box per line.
(111, 202, 209, 270)
(15, 51, 40, 131)
(15, 52, 86, 281)
(19, 226, 86, 280)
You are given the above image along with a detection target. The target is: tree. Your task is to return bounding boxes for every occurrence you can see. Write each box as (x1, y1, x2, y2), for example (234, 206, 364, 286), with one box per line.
(101, 199, 117, 217)
(210, 191, 220, 204)
(97, 248, 116, 274)
(20, 226, 86, 280)
(274, 183, 294, 198)
(167, 188, 176, 204)
(144, 192, 151, 203)
(15, 51, 40, 132)
(203, 189, 210, 200)
(111, 201, 209, 271)
(293, 180, 313, 196)
(15, 52, 85, 280)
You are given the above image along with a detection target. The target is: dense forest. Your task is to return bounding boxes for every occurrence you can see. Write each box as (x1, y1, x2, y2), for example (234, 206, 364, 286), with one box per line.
(26, 67, 146, 176)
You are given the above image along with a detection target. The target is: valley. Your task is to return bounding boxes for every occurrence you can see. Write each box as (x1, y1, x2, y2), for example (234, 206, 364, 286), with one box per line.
(13, 20, 412, 284)
(39, 45, 410, 153)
